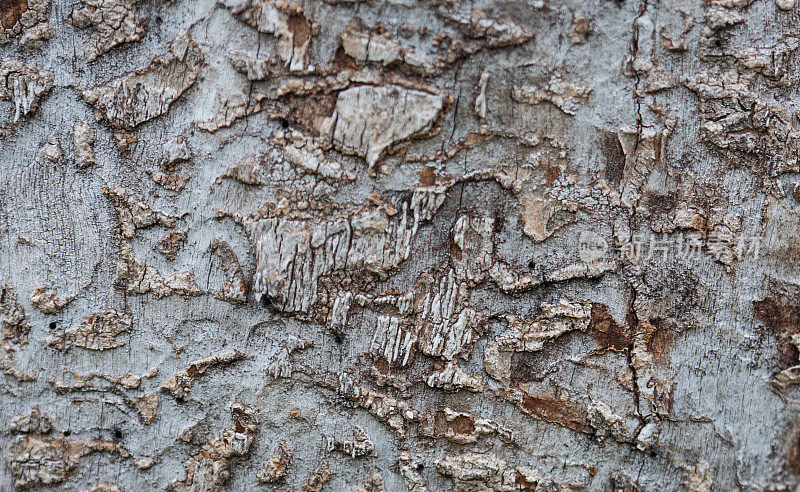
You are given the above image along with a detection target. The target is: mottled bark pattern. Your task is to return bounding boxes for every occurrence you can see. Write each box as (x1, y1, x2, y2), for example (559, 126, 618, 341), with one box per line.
(1, 0, 799, 490)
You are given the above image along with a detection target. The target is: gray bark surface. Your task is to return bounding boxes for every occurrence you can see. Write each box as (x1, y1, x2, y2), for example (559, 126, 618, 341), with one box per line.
(1, 0, 799, 490)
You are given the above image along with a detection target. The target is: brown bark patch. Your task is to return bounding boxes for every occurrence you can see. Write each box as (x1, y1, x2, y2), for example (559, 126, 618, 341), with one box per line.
(643, 191, 677, 216)
(787, 425, 800, 476)
(449, 237, 463, 261)
(754, 285, 800, 372)
(599, 130, 625, 187)
(754, 297, 800, 337)
(332, 45, 358, 71)
(372, 356, 390, 374)
(641, 318, 677, 362)
(778, 342, 800, 373)
(418, 166, 437, 186)
(544, 162, 560, 186)
(520, 394, 593, 434)
(287, 14, 311, 50)
(777, 242, 800, 263)
(285, 94, 337, 135)
(515, 470, 538, 490)
(449, 415, 475, 435)
(1, 0, 27, 29)
(434, 411, 475, 436)
(589, 304, 631, 353)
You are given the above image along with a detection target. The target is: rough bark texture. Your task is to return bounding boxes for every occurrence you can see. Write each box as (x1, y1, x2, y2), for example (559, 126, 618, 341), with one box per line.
(1, 0, 799, 490)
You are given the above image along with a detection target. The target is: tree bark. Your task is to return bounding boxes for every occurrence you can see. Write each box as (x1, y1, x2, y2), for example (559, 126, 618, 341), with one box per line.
(1, 0, 799, 490)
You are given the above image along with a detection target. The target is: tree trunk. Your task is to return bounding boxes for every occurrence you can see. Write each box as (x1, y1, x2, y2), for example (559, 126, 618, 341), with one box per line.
(1, 0, 799, 490)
